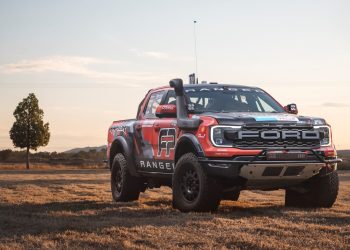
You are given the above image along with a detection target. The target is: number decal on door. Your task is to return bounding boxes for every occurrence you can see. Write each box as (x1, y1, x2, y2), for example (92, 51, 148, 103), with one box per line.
(157, 128, 176, 157)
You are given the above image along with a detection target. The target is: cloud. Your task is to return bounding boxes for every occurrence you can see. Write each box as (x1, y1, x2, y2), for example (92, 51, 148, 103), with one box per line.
(129, 49, 191, 61)
(143, 51, 170, 59)
(322, 102, 350, 107)
(0, 56, 118, 73)
(0, 56, 163, 84)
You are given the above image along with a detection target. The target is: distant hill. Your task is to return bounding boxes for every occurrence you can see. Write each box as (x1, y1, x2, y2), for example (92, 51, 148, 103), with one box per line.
(337, 150, 350, 170)
(337, 149, 350, 155)
(64, 145, 107, 154)
(338, 150, 350, 158)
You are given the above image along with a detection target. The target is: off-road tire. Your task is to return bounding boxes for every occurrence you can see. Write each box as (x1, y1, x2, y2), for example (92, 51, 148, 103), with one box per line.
(111, 153, 141, 202)
(222, 188, 240, 201)
(172, 153, 222, 212)
(285, 171, 339, 208)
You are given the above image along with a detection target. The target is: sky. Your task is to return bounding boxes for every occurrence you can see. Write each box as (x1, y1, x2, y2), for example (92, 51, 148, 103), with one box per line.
(0, 0, 349, 152)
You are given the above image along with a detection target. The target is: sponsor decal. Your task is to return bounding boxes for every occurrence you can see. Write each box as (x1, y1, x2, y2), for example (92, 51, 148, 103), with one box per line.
(185, 87, 263, 93)
(254, 115, 299, 122)
(161, 105, 175, 110)
(110, 126, 127, 137)
(157, 128, 176, 157)
(139, 159, 175, 173)
(255, 117, 278, 122)
(188, 103, 195, 111)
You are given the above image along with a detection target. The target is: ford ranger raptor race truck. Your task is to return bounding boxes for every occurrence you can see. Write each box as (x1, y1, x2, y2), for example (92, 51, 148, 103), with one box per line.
(107, 78, 341, 212)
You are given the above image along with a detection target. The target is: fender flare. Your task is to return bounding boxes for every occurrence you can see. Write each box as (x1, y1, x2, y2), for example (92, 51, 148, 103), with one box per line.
(174, 133, 205, 164)
(109, 136, 138, 176)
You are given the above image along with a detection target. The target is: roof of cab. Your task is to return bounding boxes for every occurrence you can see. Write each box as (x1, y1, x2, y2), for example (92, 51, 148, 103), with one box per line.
(183, 83, 259, 89)
(151, 83, 260, 92)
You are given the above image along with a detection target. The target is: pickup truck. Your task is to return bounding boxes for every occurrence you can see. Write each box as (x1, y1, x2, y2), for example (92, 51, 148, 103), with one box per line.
(107, 78, 341, 212)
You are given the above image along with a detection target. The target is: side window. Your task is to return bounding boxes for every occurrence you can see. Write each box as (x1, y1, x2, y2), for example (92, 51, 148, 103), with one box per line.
(163, 90, 176, 105)
(144, 91, 165, 118)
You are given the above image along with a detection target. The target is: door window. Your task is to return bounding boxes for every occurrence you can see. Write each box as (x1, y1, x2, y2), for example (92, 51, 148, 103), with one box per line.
(163, 90, 176, 105)
(144, 91, 165, 118)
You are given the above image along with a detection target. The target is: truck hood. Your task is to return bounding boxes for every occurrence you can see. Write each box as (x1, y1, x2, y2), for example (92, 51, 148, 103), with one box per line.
(199, 112, 327, 126)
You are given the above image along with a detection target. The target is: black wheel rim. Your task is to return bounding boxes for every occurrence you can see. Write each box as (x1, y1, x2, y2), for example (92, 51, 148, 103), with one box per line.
(114, 165, 123, 194)
(180, 167, 200, 202)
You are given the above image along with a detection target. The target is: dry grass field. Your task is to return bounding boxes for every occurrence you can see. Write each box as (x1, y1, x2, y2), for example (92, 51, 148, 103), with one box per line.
(0, 167, 349, 250)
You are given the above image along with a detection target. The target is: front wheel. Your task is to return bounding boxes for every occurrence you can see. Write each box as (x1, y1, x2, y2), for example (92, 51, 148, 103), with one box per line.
(285, 171, 339, 208)
(172, 153, 222, 212)
(111, 153, 141, 202)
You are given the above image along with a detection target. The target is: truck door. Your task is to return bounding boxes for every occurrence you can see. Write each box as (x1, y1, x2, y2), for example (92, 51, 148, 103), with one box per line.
(151, 90, 178, 173)
(134, 90, 166, 172)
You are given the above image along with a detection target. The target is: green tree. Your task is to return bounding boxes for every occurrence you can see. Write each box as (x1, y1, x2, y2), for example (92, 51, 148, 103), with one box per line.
(9, 93, 50, 169)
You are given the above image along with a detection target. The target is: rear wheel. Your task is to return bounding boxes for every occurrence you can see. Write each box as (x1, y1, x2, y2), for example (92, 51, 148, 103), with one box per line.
(172, 153, 222, 212)
(111, 153, 141, 202)
(285, 171, 339, 208)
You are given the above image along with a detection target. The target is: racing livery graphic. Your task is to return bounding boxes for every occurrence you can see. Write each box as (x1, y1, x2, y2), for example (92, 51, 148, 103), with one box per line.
(107, 78, 341, 212)
(157, 128, 176, 157)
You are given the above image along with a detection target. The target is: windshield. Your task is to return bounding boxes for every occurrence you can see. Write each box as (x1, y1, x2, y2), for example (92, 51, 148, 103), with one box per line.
(181, 86, 285, 113)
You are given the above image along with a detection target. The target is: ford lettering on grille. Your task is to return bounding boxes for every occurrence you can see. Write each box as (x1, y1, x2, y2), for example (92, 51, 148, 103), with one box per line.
(238, 130, 320, 140)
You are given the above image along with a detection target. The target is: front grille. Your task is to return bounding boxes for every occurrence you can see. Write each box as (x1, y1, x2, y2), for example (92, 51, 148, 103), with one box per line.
(232, 127, 321, 149)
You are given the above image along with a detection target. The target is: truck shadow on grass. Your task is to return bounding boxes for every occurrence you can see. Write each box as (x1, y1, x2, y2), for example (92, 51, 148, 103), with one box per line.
(218, 201, 350, 228)
(0, 169, 108, 175)
(0, 200, 177, 238)
(1, 198, 349, 240)
(1, 178, 108, 187)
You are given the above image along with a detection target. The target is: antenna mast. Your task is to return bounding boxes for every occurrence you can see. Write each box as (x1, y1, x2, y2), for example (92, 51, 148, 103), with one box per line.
(193, 20, 198, 83)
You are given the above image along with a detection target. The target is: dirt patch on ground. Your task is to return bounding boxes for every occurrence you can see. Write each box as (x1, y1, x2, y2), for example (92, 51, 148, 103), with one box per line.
(0, 169, 349, 249)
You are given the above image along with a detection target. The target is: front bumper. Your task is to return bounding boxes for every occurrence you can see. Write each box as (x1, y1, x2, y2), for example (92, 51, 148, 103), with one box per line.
(198, 148, 342, 188)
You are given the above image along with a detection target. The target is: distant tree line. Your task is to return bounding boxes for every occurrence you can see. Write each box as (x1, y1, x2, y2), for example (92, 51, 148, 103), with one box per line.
(337, 151, 350, 170)
(0, 148, 107, 167)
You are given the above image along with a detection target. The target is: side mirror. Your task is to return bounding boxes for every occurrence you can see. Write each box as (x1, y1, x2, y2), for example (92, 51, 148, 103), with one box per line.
(284, 103, 298, 114)
(155, 104, 177, 118)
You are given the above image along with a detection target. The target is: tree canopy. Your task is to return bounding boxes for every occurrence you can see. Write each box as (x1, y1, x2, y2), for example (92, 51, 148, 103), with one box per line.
(9, 93, 50, 168)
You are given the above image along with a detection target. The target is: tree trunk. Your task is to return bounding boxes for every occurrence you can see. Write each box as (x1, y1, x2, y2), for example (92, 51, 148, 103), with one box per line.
(26, 146, 30, 169)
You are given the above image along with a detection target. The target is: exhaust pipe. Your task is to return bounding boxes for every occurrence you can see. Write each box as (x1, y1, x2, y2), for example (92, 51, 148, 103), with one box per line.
(169, 78, 201, 130)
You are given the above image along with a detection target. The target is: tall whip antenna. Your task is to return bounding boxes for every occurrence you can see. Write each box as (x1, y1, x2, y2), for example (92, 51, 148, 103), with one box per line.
(193, 20, 198, 83)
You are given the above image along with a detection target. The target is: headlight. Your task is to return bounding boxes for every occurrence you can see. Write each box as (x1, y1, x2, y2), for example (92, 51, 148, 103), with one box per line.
(314, 125, 331, 146)
(312, 119, 326, 126)
(210, 125, 241, 147)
